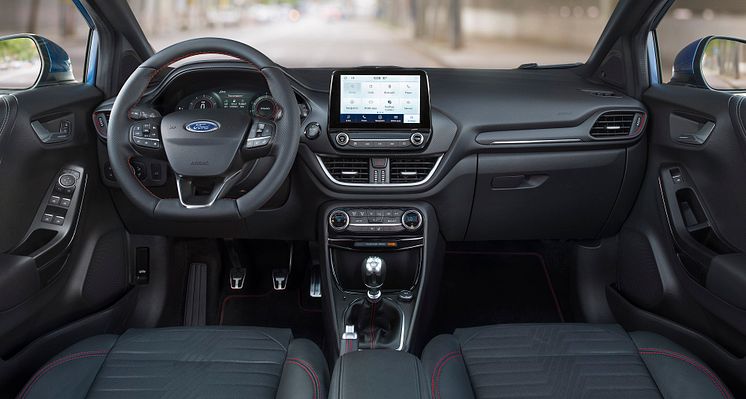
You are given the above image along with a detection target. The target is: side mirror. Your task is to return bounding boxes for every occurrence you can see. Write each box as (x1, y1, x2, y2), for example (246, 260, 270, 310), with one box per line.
(0, 34, 75, 90)
(672, 36, 746, 91)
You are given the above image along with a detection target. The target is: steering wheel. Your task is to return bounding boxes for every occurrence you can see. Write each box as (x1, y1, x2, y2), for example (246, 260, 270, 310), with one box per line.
(107, 38, 299, 221)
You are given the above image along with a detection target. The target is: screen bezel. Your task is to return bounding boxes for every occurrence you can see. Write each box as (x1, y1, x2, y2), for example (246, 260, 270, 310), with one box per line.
(328, 69, 431, 131)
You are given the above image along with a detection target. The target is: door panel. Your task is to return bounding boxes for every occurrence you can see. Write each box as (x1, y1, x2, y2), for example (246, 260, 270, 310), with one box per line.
(611, 83, 746, 393)
(610, 82, 744, 360)
(0, 83, 135, 393)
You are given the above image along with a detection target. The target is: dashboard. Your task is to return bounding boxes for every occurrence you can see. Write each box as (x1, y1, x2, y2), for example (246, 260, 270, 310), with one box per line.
(92, 61, 648, 242)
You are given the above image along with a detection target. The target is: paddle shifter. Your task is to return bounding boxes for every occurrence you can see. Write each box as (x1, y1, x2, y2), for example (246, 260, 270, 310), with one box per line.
(362, 256, 386, 303)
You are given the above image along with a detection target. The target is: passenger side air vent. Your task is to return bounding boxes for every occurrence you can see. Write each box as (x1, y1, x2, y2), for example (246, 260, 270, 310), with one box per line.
(389, 158, 438, 184)
(590, 111, 645, 138)
(580, 89, 621, 98)
(320, 157, 370, 184)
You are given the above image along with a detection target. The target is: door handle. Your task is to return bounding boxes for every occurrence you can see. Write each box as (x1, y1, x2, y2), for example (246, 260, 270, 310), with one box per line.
(31, 117, 73, 144)
(671, 118, 715, 145)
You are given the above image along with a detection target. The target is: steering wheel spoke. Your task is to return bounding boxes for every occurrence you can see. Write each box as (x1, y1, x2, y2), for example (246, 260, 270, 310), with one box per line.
(241, 119, 276, 161)
(129, 117, 166, 159)
(175, 171, 243, 209)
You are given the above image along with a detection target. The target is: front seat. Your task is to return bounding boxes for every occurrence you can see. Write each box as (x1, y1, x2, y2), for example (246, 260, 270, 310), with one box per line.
(18, 327, 328, 399)
(422, 323, 733, 399)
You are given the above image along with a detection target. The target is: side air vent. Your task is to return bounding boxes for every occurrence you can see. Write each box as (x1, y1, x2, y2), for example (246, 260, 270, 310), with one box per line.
(590, 111, 645, 138)
(92, 111, 110, 140)
(389, 158, 438, 184)
(580, 89, 621, 98)
(320, 157, 370, 184)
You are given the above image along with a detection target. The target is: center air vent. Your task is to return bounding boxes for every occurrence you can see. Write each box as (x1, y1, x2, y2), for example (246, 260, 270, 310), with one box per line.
(590, 111, 645, 138)
(320, 157, 369, 183)
(389, 158, 438, 184)
(318, 155, 442, 186)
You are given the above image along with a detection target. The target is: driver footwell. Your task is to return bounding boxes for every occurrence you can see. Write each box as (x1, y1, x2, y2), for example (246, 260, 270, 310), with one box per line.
(215, 240, 324, 347)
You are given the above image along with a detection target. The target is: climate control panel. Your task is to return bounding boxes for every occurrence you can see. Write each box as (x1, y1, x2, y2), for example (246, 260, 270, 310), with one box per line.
(328, 208, 423, 234)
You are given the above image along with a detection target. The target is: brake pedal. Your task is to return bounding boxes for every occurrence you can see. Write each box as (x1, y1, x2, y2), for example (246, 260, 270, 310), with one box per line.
(230, 267, 246, 290)
(272, 269, 288, 291)
(272, 243, 294, 291)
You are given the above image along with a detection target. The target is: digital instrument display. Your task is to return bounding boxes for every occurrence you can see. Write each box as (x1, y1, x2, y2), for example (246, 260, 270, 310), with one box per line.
(329, 69, 430, 130)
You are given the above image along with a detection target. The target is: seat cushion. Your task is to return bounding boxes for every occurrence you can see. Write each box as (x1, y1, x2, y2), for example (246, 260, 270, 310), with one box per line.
(18, 326, 328, 399)
(422, 323, 733, 399)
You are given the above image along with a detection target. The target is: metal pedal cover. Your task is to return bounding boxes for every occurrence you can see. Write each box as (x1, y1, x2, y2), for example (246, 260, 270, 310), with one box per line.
(309, 267, 322, 298)
(230, 267, 246, 290)
(272, 269, 288, 291)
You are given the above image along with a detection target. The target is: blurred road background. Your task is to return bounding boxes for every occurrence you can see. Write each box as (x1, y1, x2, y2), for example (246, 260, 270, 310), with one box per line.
(0, 0, 745, 82)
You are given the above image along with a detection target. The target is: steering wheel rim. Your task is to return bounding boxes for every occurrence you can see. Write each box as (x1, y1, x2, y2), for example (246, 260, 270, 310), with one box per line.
(107, 38, 300, 221)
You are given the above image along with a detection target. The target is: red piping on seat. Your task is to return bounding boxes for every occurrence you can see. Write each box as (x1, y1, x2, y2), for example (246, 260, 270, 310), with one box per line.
(286, 357, 320, 399)
(431, 351, 462, 399)
(639, 348, 732, 399)
(18, 351, 108, 399)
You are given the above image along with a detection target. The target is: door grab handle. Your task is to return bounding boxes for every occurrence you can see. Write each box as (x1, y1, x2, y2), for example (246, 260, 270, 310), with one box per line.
(674, 121, 715, 145)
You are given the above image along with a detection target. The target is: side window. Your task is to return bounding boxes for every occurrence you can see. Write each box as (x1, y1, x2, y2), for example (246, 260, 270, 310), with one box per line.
(656, 3, 746, 83)
(0, 0, 90, 87)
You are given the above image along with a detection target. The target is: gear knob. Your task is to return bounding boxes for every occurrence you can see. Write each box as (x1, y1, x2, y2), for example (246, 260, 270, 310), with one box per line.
(362, 256, 386, 302)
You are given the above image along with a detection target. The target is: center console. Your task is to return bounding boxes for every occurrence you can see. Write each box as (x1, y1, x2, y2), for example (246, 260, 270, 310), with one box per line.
(320, 202, 442, 355)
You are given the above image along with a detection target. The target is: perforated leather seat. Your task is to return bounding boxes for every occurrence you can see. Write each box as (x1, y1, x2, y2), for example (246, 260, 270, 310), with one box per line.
(422, 323, 733, 399)
(18, 327, 328, 399)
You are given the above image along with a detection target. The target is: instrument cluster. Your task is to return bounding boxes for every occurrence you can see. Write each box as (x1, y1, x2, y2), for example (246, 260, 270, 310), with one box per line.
(175, 89, 281, 119)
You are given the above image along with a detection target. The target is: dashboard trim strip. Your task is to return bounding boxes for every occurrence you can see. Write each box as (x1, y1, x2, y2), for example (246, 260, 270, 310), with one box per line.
(315, 154, 444, 188)
(488, 138, 583, 145)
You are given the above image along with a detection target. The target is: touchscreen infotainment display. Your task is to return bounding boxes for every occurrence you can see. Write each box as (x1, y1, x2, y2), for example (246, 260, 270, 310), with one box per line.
(339, 75, 420, 124)
(329, 69, 430, 130)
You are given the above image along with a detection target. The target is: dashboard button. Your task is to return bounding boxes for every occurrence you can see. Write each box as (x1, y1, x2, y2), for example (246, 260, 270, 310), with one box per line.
(60, 198, 71, 207)
(52, 216, 65, 226)
(410, 132, 425, 146)
(49, 195, 61, 205)
(335, 133, 350, 146)
(41, 213, 54, 223)
(304, 122, 321, 140)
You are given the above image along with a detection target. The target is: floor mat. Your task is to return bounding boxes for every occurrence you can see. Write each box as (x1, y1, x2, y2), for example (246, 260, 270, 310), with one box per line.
(219, 290, 324, 346)
(431, 251, 565, 336)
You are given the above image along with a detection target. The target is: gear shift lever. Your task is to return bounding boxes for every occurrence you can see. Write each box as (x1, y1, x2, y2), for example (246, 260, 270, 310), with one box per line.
(362, 256, 386, 303)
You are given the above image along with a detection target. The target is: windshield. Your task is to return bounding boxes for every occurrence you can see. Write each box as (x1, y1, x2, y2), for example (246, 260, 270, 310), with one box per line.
(127, 0, 619, 69)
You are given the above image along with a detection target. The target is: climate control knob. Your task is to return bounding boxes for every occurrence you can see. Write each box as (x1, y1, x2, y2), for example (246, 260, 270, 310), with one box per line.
(401, 210, 423, 231)
(329, 210, 350, 231)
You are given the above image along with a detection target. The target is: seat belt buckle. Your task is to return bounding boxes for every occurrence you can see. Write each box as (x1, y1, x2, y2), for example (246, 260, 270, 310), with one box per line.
(339, 325, 358, 355)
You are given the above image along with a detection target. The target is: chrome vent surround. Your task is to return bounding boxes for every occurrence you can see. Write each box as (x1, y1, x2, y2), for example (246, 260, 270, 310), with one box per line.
(590, 111, 643, 138)
(389, 158, 439, 184)
(317, 155, 443, 187)
(319, 157, 370, 184)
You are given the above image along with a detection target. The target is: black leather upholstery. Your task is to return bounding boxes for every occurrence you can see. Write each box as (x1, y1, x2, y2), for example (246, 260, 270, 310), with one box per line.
(422, 324, 733, 399)
(19, 327, 328, 399)
(329, 350, 430, 399)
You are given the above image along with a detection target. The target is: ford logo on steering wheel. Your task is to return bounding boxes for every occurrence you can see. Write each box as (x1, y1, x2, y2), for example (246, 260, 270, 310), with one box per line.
(185, 120, 220, 133)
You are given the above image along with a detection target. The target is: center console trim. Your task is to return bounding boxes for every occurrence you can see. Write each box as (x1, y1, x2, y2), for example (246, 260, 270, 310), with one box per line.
(328, 244, 424, 294)
(343, 297, 406, 351)
(315, 154, 443, 187)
